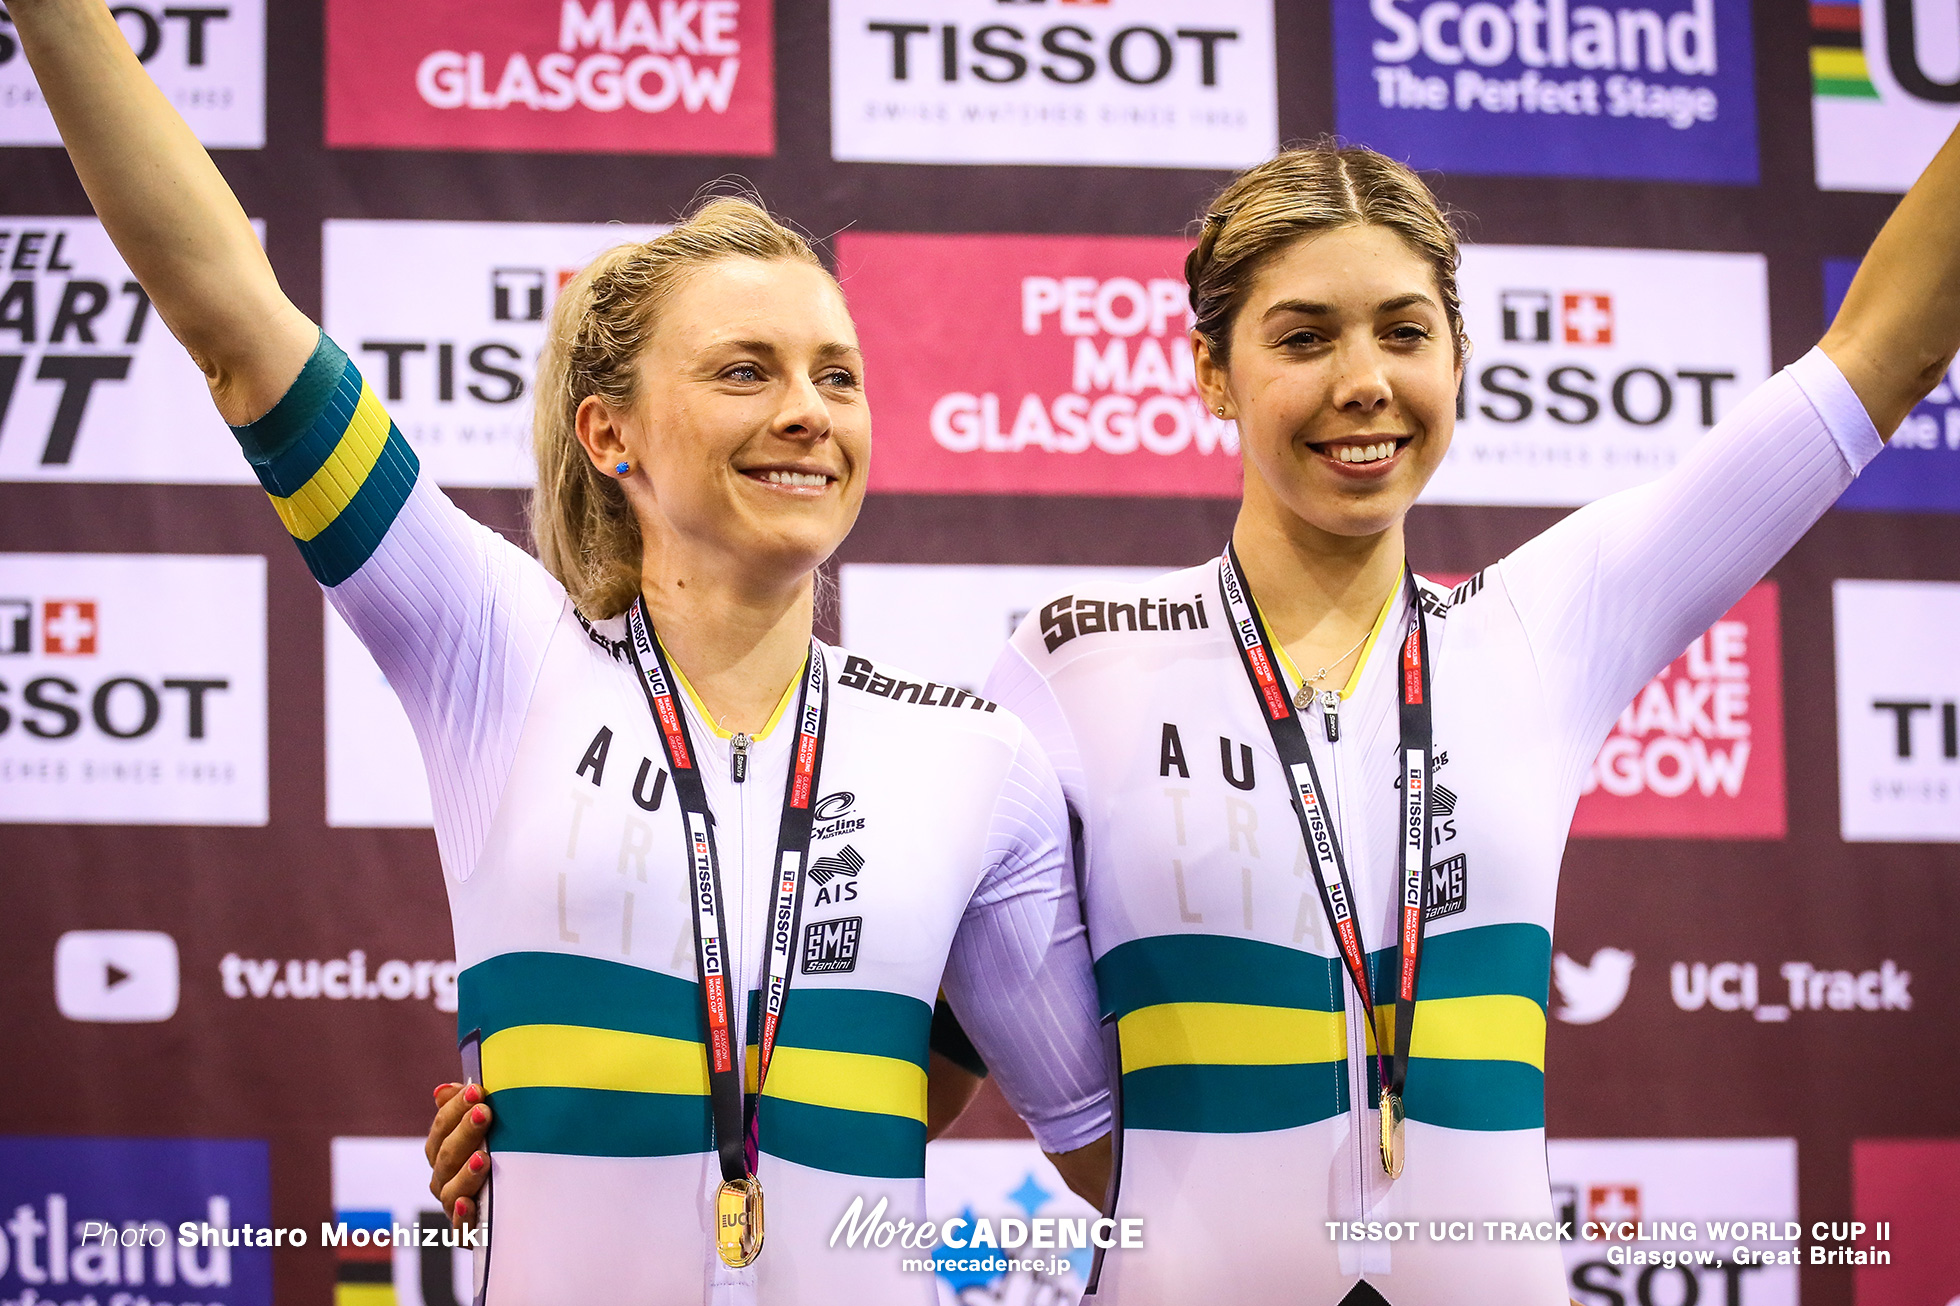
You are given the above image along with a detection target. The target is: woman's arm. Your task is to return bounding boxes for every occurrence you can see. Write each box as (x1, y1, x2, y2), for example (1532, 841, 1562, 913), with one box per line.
(11, 0, 315, 421)
(1822, 121, 1960, 436)
(939, 728, 1112, 1206)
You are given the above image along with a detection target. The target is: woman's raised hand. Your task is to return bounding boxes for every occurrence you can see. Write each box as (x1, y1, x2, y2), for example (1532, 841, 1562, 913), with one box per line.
(1823, 120, 1960, 437)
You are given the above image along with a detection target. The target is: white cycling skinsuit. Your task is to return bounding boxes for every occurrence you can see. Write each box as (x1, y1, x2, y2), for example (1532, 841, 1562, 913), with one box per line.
(985, 349, 1881, 1304)
(232, 334, 1109, 1305)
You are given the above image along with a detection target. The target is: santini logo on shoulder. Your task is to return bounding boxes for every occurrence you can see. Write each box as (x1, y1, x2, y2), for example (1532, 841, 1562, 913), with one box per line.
(1039, 592, 1211, 652)
(837, 656, 998, 712)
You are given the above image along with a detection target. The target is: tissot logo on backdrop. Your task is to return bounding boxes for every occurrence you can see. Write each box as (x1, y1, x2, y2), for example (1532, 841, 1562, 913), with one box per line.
(324, 0, 773, 154)
(1823, 258, 1960, 510)
(1428, 245, 1768, 505)
(1573, 582, 1783, 837)
(1332, 0, 1757, 181)
(0, 554, 266, 825)
(322, 221, 665, 488)
(0, 2, 264, 147)
(1547, 1138, 1798, 1305)
(0, 1136, 272, 1306)
(0, 219, 261, 484)
(829, 0, 1278, 168)
(1834, 579, 1960, 841)
(1811, 0, 1960, 191)
(837, 233, 1241, 497)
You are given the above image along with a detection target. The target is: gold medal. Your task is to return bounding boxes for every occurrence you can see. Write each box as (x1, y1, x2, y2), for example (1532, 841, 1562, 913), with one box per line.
(1379, 1088, 1406, 1179)
(715, 1176, 765, 1268)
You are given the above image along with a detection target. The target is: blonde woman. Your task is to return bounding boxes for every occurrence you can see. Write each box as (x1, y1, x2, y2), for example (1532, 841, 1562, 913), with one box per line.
(10, 3, 1113, 1303)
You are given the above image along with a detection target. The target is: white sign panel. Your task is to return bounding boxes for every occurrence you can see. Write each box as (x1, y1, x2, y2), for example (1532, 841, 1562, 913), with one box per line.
(0, 2, 265, 147)
(326, 598, 432, 829)
(840, 563, 1168, 693)
(0, 219, 260, 484)
(923, 1139, 1097, 1305)
(829, 0, 1279, 168)
(331, 1138, 472, 1306)
(1548, 1137, 1799, 1306)
(1835, 579, 1960, 842)
(1427, 246, 1770, 507)
(1813, 0, 1959, 193)
(322, 220, 665, 488)
(0, 553, 266, 824)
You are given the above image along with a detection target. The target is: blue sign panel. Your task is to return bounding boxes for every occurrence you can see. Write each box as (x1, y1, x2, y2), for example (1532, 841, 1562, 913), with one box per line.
(0, 1137, 272, 1306)
(1333, 0, 1758, 182)
(1825, 258, 1960, 513)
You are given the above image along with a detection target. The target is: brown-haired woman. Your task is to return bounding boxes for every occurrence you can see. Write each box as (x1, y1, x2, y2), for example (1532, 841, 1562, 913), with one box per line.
(10, 3, 1113, 1303)
(967, 137, 1950, 1306)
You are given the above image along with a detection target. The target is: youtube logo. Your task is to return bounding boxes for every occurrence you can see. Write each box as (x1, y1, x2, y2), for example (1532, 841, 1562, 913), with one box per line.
(54, 930, 180, 1022)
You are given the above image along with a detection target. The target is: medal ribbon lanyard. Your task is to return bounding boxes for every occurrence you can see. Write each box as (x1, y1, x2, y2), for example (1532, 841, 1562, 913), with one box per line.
(1217, 546, 1434, 1173)
(624, 597, 829, 1188)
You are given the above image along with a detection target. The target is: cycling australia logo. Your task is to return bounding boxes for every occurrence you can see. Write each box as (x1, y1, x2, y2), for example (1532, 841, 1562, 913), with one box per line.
(1431, 245, 1769, 507)
(1834, 580, 1960, 841)
(830, 0, 1278, 168)
(1553, 947, 1635, 1024)
(322, 221, 664, 487)
(837, 232, 1243, 498)
(0, 553, 268, 825)
(1334, 0, 1757, 181)
(1812, 0, 1960, 191)
(0, 220, 258, 484)
(325, 0, 774, 154)
(813, 790, 868, 841)
(0, 2, 265, 146)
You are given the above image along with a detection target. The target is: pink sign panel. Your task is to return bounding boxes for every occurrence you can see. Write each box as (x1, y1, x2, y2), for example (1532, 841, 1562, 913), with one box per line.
(1572, 582, 1785, 839)
(326, 0, 774, 155)
(1853, 1138, 1960, 1305)
(837, 232, 1242, 498)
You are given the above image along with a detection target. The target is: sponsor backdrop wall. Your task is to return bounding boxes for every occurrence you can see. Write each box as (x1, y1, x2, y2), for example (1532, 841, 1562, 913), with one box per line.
(1, 0, 1956, 1303)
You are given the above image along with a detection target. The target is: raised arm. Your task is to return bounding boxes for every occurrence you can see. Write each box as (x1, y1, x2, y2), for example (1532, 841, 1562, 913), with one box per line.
(1822, 122, 1960, 436)
(12, 0, 315, 421)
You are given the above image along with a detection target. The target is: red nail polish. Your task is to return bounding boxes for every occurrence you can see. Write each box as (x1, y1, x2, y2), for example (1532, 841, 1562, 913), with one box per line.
(464, 1084, 481, 1104)
(471, 1106, 488, 1125)
(469, 1152, 486, 1173)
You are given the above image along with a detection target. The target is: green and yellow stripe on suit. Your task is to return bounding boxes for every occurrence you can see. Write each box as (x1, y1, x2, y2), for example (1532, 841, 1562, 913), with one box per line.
(458, 951, 932, 1177)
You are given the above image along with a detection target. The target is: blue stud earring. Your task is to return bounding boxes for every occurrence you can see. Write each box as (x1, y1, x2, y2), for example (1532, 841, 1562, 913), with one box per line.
(614, 461, 631, 476)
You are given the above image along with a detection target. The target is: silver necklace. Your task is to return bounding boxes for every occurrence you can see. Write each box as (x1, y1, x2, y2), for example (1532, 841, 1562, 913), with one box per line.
(1290, 624, 1375, 710)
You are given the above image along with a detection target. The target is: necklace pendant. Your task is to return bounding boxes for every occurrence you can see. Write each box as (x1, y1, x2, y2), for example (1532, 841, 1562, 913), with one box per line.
(1293, 683, 1314, 710)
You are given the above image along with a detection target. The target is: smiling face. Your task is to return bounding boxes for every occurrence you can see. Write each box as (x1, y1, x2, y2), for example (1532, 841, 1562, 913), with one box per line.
(575, 256, 870, 590)
(1196, 224, 1462, 542)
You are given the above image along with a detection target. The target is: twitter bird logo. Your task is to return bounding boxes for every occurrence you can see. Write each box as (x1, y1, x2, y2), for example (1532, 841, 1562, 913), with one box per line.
(1554, 948, 1636, 1025)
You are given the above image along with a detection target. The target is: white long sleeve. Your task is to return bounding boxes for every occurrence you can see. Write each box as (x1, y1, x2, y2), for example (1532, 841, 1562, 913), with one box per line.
(1495, 347, 1884, 794)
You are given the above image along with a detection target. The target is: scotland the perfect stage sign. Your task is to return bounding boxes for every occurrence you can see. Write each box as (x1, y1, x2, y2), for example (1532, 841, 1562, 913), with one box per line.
(1333, 0, 1758, 182)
